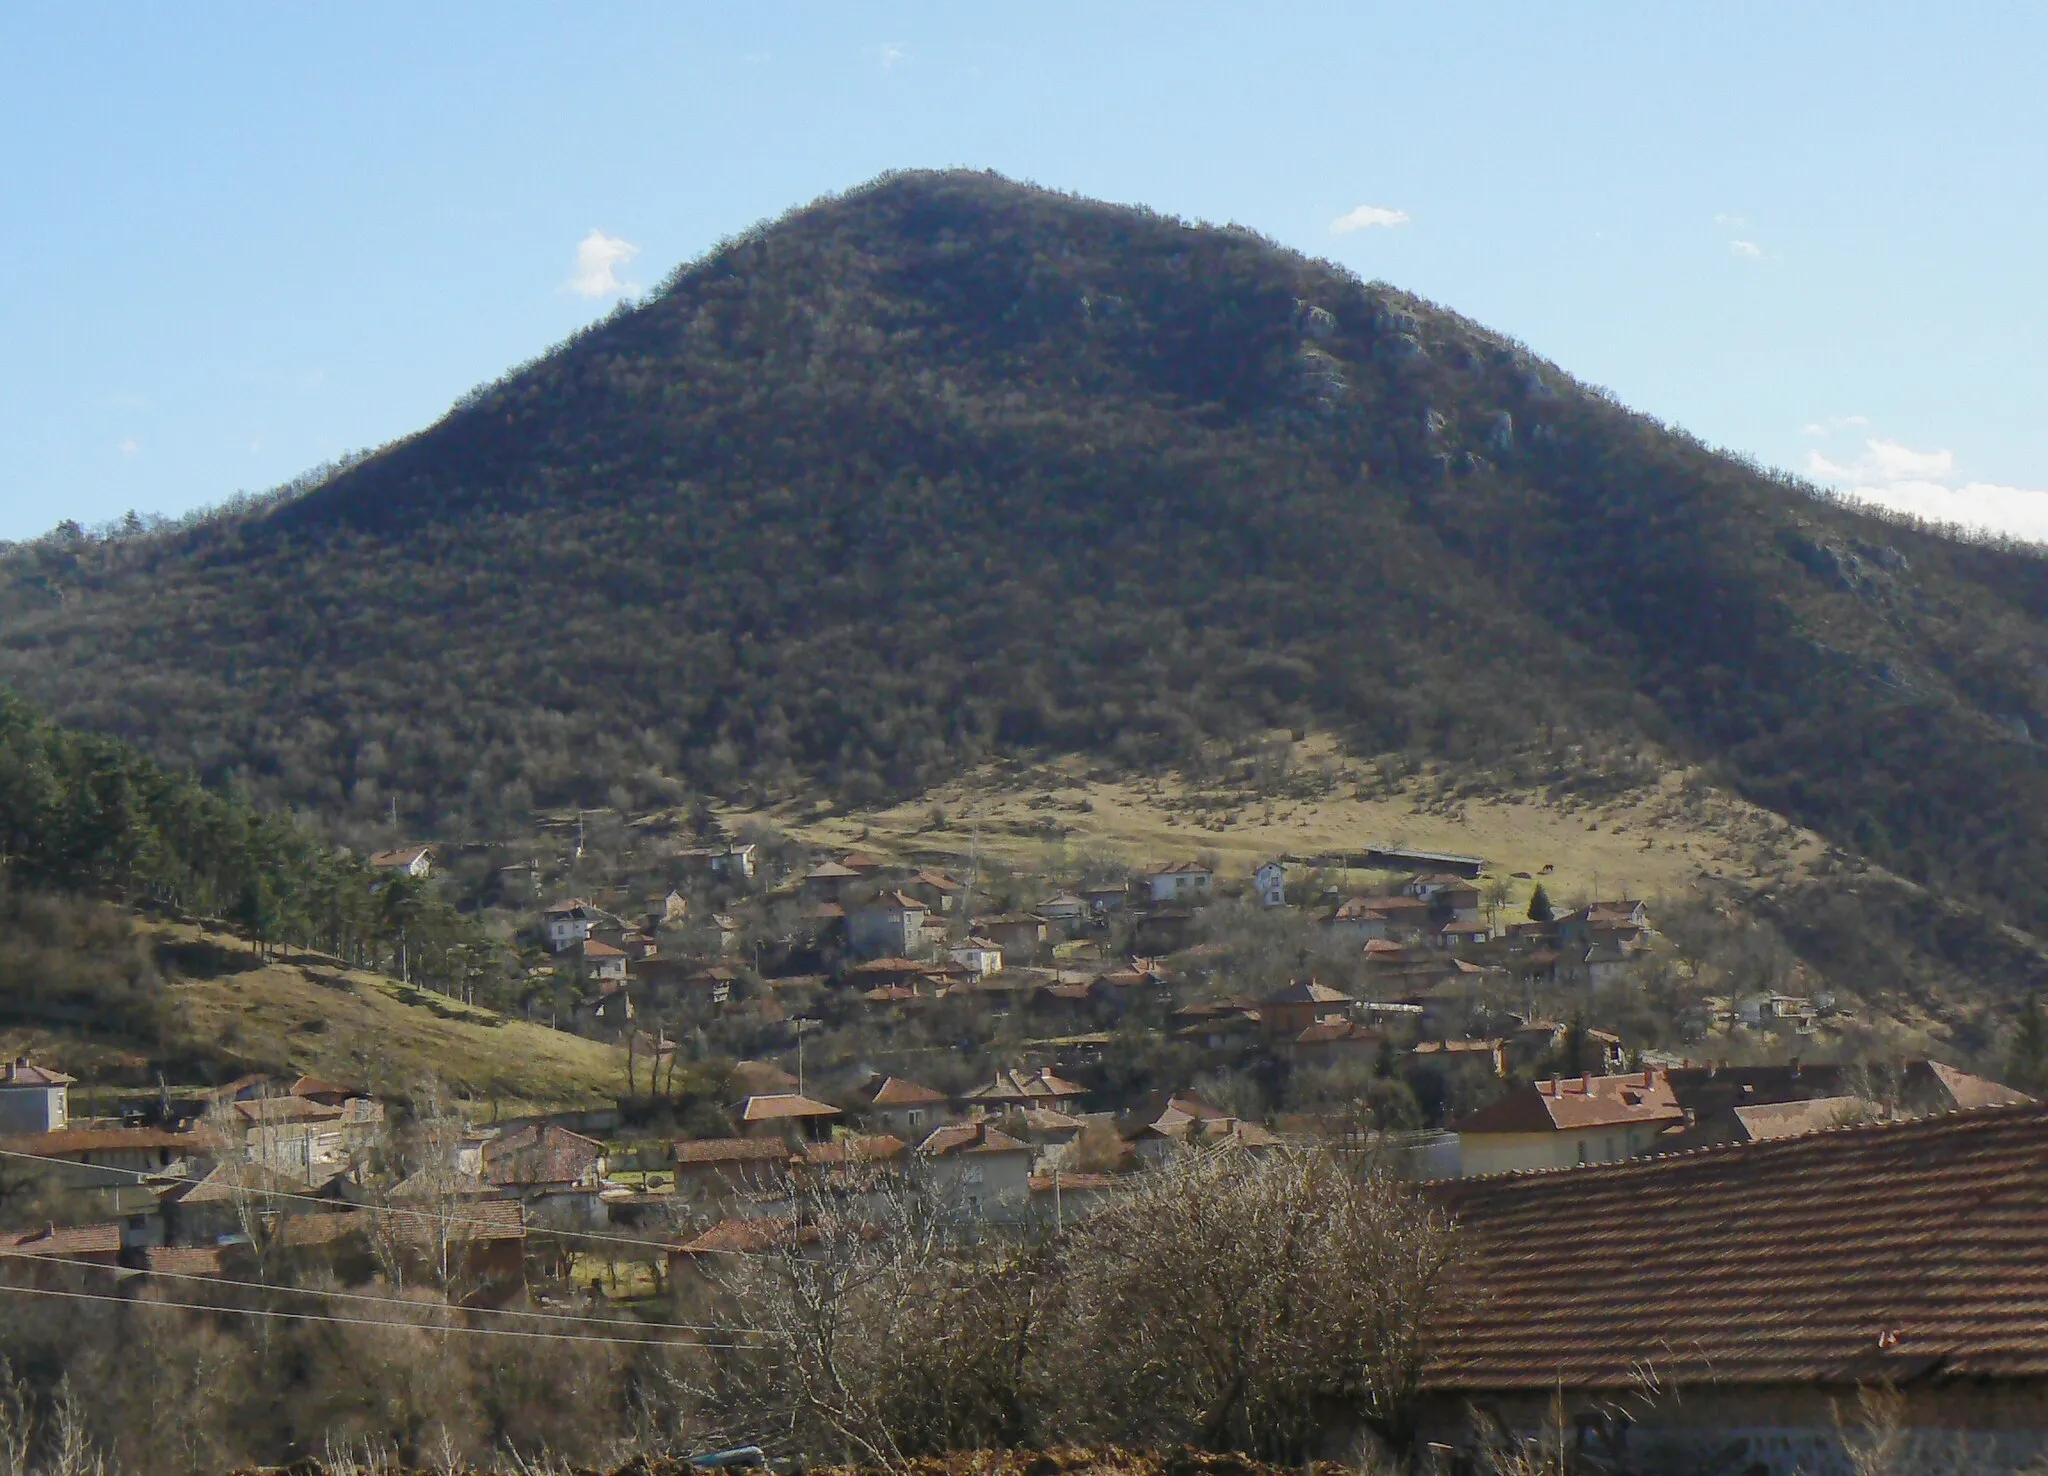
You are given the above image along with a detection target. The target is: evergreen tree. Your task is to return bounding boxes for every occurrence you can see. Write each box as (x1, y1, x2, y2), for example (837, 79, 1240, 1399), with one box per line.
(2008, 995, 2048, 1096)
(1527, 883, 1555, 923)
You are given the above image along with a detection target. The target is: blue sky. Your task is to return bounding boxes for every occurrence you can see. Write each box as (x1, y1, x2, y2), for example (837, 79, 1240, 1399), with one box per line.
(3, 4, 2046, 543)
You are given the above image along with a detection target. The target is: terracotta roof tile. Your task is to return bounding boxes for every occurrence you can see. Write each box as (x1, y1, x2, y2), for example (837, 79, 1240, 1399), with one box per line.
(1427, 1104, 2048, 1390)
(0, 1222, 120, 1257)
(672, 1137, 790, 1166)
(739, 1093, 841, 1122)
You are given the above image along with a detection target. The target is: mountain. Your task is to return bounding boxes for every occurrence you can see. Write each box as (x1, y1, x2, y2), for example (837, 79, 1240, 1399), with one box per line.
(7, 169, 2048, 938)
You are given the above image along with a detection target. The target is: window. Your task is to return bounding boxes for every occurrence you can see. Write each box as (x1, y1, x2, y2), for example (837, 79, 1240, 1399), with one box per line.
(1605, 1136, 1617, 1160)
(965, 1166, 985, 1185)
(907, 1109, 924, 1128)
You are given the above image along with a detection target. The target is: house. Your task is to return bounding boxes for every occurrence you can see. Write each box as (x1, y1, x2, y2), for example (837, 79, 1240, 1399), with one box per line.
(730, 1059, 802, 1097)
(948, 937, 1003, 977)
(905, 869, 964, 913)
(578, 937, 628, 983)
(1128, 1095, 1282, 1164)
(739, 1093, 842, 1142)
(846, 891, 933, 960)
(1028, 1171, 1125, 1224)
(644, 889, 687, 928)
(370, 845, 434, 879)
(543, 900, 607, 953)
(1435, 917, 1494, 950)
(0, 1059, 73, 1134)
(232, 1090, 384, 1179)
(1449, 1068, 1685, 1176)
(959, 1069, 1088, 1117)
(1035, 891, 1089, 929)
(1407, 871, 1471, 902)
(1005, 1107, 1087, 1160)
(1257, 978, 1354, 1037)
(854, 1075, 951, 1139)
(1420, 1104, 2048, 1472)
(1323, 897, 1393, 944)
(0, 1126, 204, 1187)
(580, 979, 634, 1026)
(1253, 861, 1288, 908)
(1663, 1058, 2030, 1127)
(1170, 999, 1263, 1051)
(973, 913, 1048, 958)
(1287, 1016, 1382, 1065)
(0, 1221, 123, 1267)
(915, 1121, 1034, 1219)
(1079, 882, 1132, 915)
(1556, 899, 1651, 945)
(802, 861, 861, 902)
(670, 1137, 791, 1195)
(1407, 1039, 1510, 1101)
(481, 1123, 607, 1191)
(1666, 1095, 1880, 1150)
(1129, 906, 1195, 955)
(1141, 861, 1213, 904)
(677, 843, 757, 881)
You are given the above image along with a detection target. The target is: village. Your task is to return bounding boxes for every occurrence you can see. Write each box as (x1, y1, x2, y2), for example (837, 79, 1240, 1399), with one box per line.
(0, 824, 2029, 1301)
(0, 822, 2036, 1475)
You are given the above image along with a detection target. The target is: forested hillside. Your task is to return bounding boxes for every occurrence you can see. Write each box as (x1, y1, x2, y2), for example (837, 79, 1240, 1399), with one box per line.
(0, 692, 485, 994)
(6, 170, 2048, 934)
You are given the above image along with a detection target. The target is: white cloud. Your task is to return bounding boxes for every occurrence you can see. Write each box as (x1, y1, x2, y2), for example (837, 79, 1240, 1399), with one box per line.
(116, 435, 139, 458)
(1802, 414, 1869, 436)
(1331, 204, 1411, 234)
(565, 229, 640, 299)
(1807, 435, 2048, 544)
(1714, 212, 1748, 229)
(1729, 239, 1763, 259)
(875, 41, 909, 69)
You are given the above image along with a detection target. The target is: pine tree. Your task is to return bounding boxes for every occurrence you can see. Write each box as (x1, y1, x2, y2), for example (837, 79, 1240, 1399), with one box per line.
(1527, 883, 1555, 923)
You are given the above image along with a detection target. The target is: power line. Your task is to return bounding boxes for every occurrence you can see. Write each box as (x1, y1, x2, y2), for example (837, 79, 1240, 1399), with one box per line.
(6, 1248, 773, 1337)
(0, 1279, 757, 1350)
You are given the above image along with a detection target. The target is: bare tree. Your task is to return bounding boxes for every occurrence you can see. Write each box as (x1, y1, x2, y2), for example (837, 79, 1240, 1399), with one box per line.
(1057, 1145, 1457, 1458)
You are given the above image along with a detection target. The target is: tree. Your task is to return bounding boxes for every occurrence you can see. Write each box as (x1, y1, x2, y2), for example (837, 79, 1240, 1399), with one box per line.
(2008, 995, 2048, 1096)
(1526, 883, 1554, 923)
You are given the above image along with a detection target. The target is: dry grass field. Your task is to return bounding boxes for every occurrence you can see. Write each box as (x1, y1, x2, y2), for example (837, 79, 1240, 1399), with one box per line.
(754, 738, 1828, 913)
(7, 917, 626, 1114)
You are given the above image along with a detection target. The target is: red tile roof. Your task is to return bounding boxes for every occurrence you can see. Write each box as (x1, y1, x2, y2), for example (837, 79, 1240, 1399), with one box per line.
(481, 1123, 605, 1186)
(918, 1122, 1030, 1157)
(861, 1075, 947, 1108)
(740, 1093, 841, 1122)
(142, 1246, 226, 1276)
(0, 1222, 120, 1257)
(730, 1060, 800, 1096)
(672, 1137, 791, 1166)
(1427, 1104, 2048, 1391)
(1450, 1071, 1684, 1135)
(799, 1134, 906, 1166)
(1260, 978, 1353, 1007)
(0, 1061, 74, 1087)
(0, 1127, 195, 1155)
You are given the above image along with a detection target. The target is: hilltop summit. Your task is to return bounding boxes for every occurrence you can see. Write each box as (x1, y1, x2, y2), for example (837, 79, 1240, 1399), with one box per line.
(6, 171, 2048, 931)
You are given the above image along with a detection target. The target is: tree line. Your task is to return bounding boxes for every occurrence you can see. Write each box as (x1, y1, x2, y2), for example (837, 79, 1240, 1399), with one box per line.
(0, 692, 494, 995)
